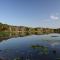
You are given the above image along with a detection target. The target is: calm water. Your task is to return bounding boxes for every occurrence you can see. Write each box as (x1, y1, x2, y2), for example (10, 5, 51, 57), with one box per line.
(0, 33, 60, 60)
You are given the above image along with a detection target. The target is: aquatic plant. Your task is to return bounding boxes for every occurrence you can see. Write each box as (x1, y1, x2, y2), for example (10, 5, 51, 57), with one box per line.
(14, 57, 21, 60)
(31, 45, 48, 55)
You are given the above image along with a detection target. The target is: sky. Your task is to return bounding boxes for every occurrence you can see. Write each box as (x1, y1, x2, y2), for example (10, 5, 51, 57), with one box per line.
(0, 0, 60, 28)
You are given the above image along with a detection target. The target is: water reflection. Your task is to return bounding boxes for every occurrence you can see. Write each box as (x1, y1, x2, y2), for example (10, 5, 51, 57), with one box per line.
(0, 33, 60, 60)
(9, 45, 49, 60)
(0, 32, 48, 41)
(0, 37, 10, 42)
(0, 32, 32, 41)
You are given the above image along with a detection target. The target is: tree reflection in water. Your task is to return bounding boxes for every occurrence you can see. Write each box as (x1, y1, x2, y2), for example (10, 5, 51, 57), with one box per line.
(0, 32, 49, 42)
(0, 32, 32, 42)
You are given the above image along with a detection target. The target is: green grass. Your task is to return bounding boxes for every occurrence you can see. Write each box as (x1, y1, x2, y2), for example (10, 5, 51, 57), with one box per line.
(0, 32, 10, 37)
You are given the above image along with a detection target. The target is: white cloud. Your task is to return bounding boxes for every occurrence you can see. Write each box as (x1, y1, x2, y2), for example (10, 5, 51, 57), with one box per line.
(56, 13, 59, 15)
(50, 15, 59, 20)
(51, 42, 60, 46)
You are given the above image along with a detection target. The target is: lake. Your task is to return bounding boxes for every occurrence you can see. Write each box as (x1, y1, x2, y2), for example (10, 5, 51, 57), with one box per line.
(0, 33, 60, 60)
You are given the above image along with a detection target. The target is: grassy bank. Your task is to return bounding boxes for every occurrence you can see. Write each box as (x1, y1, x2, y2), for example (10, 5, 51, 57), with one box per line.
(0, 32, 10, 37)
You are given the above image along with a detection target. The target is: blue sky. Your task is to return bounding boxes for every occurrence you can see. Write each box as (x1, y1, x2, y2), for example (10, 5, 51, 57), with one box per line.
(0, 0, 60, 28)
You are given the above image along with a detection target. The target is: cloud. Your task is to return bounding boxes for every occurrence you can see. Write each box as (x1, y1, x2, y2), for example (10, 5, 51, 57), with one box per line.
(51, 42, 60, 46)
(56, 13, 59, 15)
(50, 15, 59, 20)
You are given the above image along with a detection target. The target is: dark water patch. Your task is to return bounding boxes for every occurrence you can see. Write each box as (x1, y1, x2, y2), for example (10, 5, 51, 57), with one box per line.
(51, 36, 59, 37)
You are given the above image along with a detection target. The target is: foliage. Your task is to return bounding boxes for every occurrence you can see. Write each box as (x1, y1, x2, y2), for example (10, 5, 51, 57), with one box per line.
(0, 22, 60, 34)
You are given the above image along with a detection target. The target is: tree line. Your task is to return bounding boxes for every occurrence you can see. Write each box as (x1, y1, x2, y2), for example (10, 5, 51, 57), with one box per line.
(0, 22, 60, 33)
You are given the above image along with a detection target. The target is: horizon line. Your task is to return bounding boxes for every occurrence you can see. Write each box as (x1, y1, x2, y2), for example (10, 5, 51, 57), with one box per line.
(0, 22, 60, 29)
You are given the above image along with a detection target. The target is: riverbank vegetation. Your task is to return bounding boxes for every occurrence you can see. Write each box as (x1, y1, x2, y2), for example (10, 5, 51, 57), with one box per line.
(0, 22, 60, 37)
